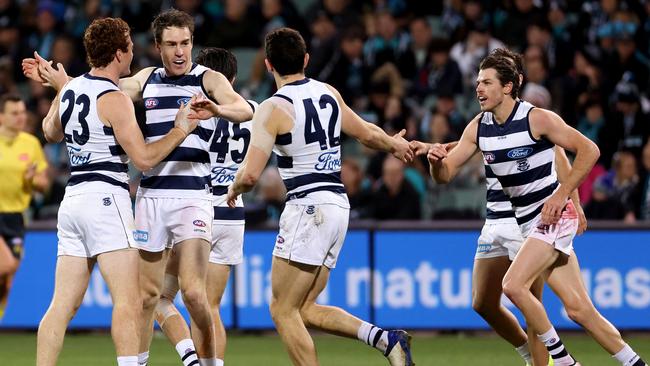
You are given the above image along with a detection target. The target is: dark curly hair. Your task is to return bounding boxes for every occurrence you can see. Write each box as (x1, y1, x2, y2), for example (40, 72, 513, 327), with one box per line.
(84, 18, 130, 68)
(151, 8, 194, 45)
(479, 49, 522, 99)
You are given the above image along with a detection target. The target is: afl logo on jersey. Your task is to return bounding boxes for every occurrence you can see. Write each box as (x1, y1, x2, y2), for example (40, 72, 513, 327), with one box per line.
(483, 152, 496, 163)
(177, 97, 192, 106)
(507, 147, 533, 159)
(193, 219, 207, 227)
(144, 98, 159, 109)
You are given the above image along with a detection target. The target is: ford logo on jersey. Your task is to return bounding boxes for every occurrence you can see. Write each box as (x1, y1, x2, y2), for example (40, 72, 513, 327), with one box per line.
(177, 97, 192, 106)
(314, 151, 341, 171)
(507, 147, 533, 159)
(144, 98, 159, 109)
(212, 167, 237, 184)
(67, 146, 92, 166)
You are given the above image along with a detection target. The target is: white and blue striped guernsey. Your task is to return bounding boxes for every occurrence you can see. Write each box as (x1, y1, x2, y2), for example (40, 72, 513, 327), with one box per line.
(210, 100, 258, 224)
(477, 100, 558, 225)
(271, 78, 349, 208)
(138, 63, 214, 199)
(59, 74, 129, 195)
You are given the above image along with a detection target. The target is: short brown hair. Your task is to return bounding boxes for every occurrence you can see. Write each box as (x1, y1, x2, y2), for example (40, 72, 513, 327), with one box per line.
(479, 51, 521, 99)
(151, 8, 194, 44)
(84, 18, 130, 68)
(196, 48, 237, 82)
(489, 48, 524, 77)
(264, 28, 306, 76)
(0, 93, 23, 113)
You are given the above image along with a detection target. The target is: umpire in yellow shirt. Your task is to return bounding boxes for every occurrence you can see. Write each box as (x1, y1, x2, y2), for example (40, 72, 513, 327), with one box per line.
(0, 93, 49, 319)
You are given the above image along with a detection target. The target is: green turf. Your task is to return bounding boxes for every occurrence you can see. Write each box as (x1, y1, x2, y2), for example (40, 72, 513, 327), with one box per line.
(1, 331, 649, 365)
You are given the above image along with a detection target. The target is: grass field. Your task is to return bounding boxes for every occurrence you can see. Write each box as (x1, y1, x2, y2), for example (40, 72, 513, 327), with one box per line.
(2, 331, 649, 365)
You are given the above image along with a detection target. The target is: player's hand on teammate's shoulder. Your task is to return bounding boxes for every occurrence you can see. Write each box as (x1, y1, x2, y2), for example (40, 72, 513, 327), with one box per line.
(188, 94, 221, 119)
(391, 129, 414, 163)
(174, 94, 200, 137)
(426, 143, 448, 165)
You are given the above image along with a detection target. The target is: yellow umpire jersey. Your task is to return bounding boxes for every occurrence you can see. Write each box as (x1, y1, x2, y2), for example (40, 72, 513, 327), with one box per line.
(0, 131, 48, 213)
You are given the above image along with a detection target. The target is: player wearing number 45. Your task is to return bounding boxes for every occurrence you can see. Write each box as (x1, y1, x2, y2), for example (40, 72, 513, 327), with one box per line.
(32, 18, 199, 366)
(193, 27, 415, 366)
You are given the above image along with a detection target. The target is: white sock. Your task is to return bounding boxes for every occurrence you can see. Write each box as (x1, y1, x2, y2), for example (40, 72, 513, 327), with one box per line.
(137, 351, 149, 366)
(117, 356, 138, 366)
(515, 342, 533, 364)
(613, 344, 646, 366)
(199, 358, 217, 366)
(175, 339, 198, 366)
(537, 327, 575, 366)
(215, 359, 224, 366)
(357, 321, 389, 353)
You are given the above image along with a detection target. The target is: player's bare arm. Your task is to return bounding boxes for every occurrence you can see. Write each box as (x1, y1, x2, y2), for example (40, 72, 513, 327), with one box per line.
(227, 99, 289, 207)
(529, 108, 599, 225)
(42, 92, 64, 143)
(118, 67, 156, 101)
(429, 116, 480, 183)
(326, 84, 413, 163)
(554, 146, 588, 234)
(100, 91, 198, 171)
(198, 70, 254, 122)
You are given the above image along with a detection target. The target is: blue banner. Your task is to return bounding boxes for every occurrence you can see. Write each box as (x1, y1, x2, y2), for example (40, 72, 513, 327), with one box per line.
(2, 230, 649, 329)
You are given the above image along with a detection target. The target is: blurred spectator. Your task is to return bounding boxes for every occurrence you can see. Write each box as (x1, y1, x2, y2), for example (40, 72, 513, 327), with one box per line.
(172, 0, 211, 45)
(366, 155, 421, 220)
(494, 0, 546, 48)
(306, 0, 360, 30)
(304, 11, 338, 81)
(600, 78, 650, 166)
(340, 157, 371, 219)
(397, 16, 433, 80)
(602, 21, 650, 96)
(412, 38, 463, 101)
(450, 19, 505, 94)
(254, 166, 286, 221)
(585, 151, 640, 221)
(0, 0, 21, 72)
(207, 0, 262, 48)
(260, 0, 309, 43)
(521, 82, 551, 109)
(64, 0, 111, 39)
(363, 10, 411, 75)
(49, 35, 86, 78)
(314, 25, 369, 108)
(426, 112, 458, 145)
(0, 58, 17, 95)
(577, 98, 606, 145)
(21, 1, 65, 61)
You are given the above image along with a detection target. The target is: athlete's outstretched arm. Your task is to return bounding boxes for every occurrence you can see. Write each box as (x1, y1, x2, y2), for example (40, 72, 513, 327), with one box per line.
(227, 100, 287, 206)
(42, 92, 64, 143)
(429, 116, 480, 183)
(326, 85, 413, 163)
(555, 146, 587, 234)
(101, 92, 198, 171)
(530, 108, 599, 224)
(197, 70, 253, 122)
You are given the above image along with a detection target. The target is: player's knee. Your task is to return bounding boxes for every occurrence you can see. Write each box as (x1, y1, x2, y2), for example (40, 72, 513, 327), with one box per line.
(269, 298, 290, 322)
(502, 279, 525, 304)
(471, 295, 492, 316)
(141, 286, 162, 310)
(180, 286, 206, 311)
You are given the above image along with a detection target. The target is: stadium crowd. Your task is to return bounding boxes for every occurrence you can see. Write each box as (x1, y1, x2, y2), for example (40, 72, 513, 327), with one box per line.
(2, 0, 650, 223)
